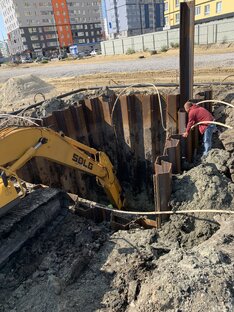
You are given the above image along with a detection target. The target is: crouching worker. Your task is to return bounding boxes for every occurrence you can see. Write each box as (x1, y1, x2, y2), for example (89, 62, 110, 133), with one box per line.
(183, 100, 216, 156)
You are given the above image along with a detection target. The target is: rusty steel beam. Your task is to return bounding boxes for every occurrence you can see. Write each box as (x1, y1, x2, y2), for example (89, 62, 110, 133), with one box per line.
(180, 1, 195, 108)
(154, 159, 172, 228)
(164, 137, 181, 174)
(166, 94, 180, 135)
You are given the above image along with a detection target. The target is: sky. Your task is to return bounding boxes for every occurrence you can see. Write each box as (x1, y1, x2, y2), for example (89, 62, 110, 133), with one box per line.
(0, 13, 6, 40)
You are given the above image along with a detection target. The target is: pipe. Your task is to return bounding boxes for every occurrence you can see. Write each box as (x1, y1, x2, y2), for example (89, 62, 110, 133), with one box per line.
(196, 100, 234, 109)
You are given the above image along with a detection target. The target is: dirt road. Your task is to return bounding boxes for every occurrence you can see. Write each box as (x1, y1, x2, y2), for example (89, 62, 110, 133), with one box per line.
(0, 50, 234, 83)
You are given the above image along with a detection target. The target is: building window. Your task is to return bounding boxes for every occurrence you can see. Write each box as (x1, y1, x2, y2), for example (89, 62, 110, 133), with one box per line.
(164, 16, 169, 26)
(165, 2, 168, 11)
(195, 6, 201, 16)
(175, 13, 180, 24)
(216, 1, 222, 13)
(31, 35, 39, 41)
(32, 43, 41, 48)
(204, 4, 210, 15)
(175, 0, 179, 7)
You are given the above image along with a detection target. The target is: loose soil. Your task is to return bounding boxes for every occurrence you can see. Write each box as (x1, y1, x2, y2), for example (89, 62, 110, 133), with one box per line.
(0, 75, 55, 111)
(0, 45, 233, 311)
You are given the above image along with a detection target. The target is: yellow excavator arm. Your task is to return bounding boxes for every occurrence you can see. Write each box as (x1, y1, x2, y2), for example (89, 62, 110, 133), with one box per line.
(0, 127, 124, 215)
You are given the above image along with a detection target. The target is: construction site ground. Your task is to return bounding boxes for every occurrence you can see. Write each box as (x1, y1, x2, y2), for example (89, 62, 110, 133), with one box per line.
(0, 44, 234, 311)
(0, 44, 234, 89)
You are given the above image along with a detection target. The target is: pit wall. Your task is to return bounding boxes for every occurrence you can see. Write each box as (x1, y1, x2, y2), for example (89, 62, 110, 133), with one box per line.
(18, 90, 212, 215)
(19, 94, 167, 211)
(101, 17, 234, 55)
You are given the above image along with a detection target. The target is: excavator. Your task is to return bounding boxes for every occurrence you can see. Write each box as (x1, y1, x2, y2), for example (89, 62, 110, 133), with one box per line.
(0, 126, 124, 216)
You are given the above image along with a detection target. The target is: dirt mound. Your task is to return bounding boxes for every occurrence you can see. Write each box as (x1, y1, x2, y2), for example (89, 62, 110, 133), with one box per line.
(124, 216, 234, 312)
(170, 162, 234, 211)
(0, 75, 55, 111)
(160, 155, 234, 249)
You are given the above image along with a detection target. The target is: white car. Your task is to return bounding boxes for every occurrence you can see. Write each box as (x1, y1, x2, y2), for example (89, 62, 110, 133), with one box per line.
(90, 50, 97, 56)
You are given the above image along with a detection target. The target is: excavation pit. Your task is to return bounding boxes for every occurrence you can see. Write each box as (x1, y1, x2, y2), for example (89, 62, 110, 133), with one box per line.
(16, 89, 212, 221)
(18, 93, 169, 214)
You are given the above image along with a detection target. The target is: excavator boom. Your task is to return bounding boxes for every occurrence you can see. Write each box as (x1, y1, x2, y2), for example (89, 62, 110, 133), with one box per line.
(0, 127, 124, 213)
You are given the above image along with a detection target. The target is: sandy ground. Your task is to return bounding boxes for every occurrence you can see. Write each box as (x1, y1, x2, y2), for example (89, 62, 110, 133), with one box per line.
(0, 44, 234, 85)
(46, 67, 234, 94)
(1, 67, 233, 111)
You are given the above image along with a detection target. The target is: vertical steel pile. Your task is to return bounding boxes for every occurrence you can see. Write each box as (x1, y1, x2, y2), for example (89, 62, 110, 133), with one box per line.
(180, 1, 195, 106)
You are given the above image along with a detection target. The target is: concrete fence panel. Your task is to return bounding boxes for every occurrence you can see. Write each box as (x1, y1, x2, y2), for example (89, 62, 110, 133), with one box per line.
(154, 31, 169, 49)
(113, 39, 124, 54)
(168, 29, 180, 47)
(217, 20, 234, 43)
(143, 34, 156, 51)
(122, 37, 134, 52)
(102, 17, 234, 55)
(132, 36, 144, 52)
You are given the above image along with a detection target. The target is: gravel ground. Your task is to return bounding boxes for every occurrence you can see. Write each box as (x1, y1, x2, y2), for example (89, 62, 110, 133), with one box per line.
(0, 52, 234, 82)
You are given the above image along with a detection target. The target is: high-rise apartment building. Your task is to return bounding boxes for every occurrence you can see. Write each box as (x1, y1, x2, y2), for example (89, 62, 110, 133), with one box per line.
(164, 0, 234, 27)
(105, 0, 164, 39)
(0, 0, 103, 55)
(0, 40, 9, 57)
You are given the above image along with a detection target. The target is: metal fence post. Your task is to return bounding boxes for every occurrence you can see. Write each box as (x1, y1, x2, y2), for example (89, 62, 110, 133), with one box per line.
(121, 39, 124, 54)
(153, 34, 156, 50)
(142, 36, 144, 51)
(215, 24, 218, 43)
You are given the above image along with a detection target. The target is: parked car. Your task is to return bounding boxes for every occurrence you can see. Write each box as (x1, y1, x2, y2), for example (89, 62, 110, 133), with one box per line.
(58, 52, 68, 60)
(90, 50, 97, 56)
(35, 56, 51, 62)
(21, 58, 33, 63)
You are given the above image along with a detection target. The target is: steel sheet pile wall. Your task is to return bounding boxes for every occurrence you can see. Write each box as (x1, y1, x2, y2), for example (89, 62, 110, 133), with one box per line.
(18, 94, 167, 211)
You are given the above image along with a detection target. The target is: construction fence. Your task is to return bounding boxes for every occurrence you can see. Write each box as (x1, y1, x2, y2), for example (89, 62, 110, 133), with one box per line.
(101, 17, 234, 55)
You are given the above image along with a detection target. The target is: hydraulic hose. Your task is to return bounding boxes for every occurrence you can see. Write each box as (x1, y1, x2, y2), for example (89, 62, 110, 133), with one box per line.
(191, 120, 233, 130)
(196, 100, 234, 109)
